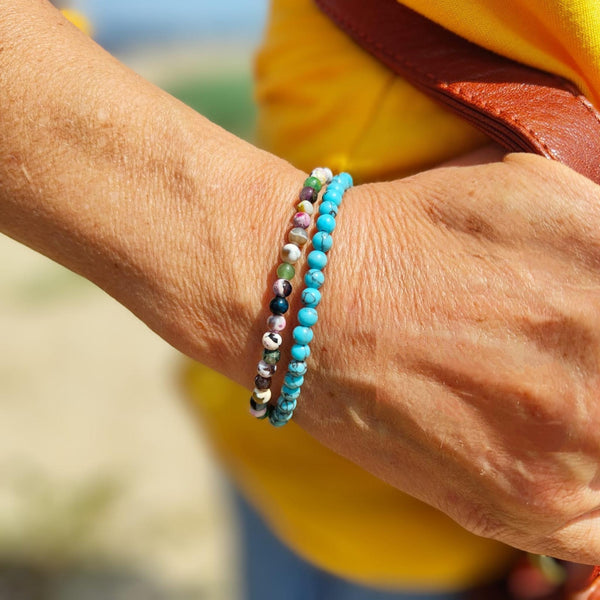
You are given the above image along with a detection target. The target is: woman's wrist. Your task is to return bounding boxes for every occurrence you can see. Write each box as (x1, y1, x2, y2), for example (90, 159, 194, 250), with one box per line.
(151, 122, 306, 379)
(0, 0, 306, 380)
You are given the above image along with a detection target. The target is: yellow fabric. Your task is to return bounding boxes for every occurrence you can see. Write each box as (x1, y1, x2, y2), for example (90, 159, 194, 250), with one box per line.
(400, 0, 600, 109)
(184, 0, 600, 591)
(255, 0, 489, 183)
(61, 9, 93, 36)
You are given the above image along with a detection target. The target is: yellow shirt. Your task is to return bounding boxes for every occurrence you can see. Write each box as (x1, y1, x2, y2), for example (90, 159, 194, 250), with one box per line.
(184, 0, 600, 591)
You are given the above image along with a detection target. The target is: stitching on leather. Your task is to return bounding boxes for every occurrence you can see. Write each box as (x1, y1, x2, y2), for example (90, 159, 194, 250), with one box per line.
(545, 71, 600, 126)
(575, 94, 600, 126)
(316, 0, 585, 159)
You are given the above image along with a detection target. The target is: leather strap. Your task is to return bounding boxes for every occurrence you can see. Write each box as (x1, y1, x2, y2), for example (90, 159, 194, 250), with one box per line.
(315, 0, 600, 184)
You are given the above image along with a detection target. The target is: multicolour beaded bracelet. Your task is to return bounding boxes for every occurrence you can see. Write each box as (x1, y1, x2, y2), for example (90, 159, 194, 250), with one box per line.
(249, 167, 334, 420)
(268, 171, 353, 427)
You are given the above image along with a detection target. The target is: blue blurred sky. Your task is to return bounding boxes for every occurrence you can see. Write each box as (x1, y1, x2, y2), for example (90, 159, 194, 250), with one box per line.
(71, 1, 269, 51)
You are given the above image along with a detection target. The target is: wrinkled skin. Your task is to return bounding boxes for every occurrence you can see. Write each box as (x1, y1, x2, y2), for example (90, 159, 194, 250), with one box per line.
(284, 151, 600, 565)
(4, 0, 600, 569)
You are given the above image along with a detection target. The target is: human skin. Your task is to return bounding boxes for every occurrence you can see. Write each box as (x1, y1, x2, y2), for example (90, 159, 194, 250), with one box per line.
(3, 0, 600, 565)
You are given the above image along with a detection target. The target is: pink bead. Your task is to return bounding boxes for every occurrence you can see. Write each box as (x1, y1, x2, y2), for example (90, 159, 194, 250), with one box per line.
(267, 314, 286, 332)
(249, 404, 267, 418)
(293, 211, 311, 229)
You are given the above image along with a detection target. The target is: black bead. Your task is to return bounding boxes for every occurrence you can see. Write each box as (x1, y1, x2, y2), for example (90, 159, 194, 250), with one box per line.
(250, 398, 263, 411)
(254, 375, 271, 390)
(269, 296, 289, 315)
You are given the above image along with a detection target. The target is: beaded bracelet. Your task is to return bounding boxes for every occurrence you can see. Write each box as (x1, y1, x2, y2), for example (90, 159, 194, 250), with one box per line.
(268, 171, 353, 427)
(249, 167, 334, 420)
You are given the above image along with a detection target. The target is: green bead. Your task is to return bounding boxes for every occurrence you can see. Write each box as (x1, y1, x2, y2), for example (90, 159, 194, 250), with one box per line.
(277, 262, 295, 280)
(262, 349, 281, 365)
(304, 176, 322, 192)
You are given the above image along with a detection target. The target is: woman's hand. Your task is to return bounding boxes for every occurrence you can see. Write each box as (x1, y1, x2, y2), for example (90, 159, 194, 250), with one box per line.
(290, 150, 600, 564)
(6, 0, 600, 567)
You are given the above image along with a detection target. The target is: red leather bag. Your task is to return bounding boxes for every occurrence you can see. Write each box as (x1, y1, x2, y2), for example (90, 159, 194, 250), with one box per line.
(315, 0, 600, 597)
(315, 0, 600, 185)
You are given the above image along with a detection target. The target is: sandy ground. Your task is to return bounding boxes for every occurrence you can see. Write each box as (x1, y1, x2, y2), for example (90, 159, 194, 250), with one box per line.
(0, 43, 249, 600)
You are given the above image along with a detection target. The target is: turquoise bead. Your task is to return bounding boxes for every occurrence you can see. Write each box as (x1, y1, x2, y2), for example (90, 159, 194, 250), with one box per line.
(278, 397, 297, 413)
(323, 188, 342, 206)
(273, 404, 294, 419)
(298, 307, 318, 327)
(312, 231, 333, 252)
(281, 385, 301, 399)
(283, 373, 304, 389)
(338, 172, 353, 189)
(269, 409, 293, 426)
(293, 326, 314, 345)
(265, 167, 353, 429)
(288, 360, 308, 376)
(291, 344, 310, 361)
(308, 250, 327, 270)
(316, 214, 336, 234)
(301, 288, 321, 308)
(319, 201, 338, 217)
(305, 269, 325, 289)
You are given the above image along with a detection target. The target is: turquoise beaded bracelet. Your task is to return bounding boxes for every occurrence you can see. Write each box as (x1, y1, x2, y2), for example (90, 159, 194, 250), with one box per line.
(249, 167, 334, 420)
(268, 171, 353, 427)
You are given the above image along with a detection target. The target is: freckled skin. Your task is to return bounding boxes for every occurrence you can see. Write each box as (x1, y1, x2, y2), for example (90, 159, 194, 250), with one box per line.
(5, 0, 600, 565)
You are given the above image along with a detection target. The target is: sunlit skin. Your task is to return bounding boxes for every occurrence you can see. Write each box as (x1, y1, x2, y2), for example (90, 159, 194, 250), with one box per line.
(3, 0, 600, 565)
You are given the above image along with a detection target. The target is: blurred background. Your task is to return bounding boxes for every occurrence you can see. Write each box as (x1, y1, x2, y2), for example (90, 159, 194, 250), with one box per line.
(0, 2, 268, 598)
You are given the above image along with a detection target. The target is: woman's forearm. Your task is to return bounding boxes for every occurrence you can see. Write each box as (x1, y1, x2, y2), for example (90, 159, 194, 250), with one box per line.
(0, 0, 303, 376)
(8, 0, 600, 567)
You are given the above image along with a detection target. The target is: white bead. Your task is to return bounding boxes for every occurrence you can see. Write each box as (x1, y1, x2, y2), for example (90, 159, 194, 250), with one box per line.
(262, 331, 282, 350)
(257, 360, 276, 378)
(296, 200, 314, 215)
(311, 167, 333, 185)
(253, 388, 272, 404)
(267, 315, 286, 332)
(281, 243, 301, 264)
(289, 227, 309, 246)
